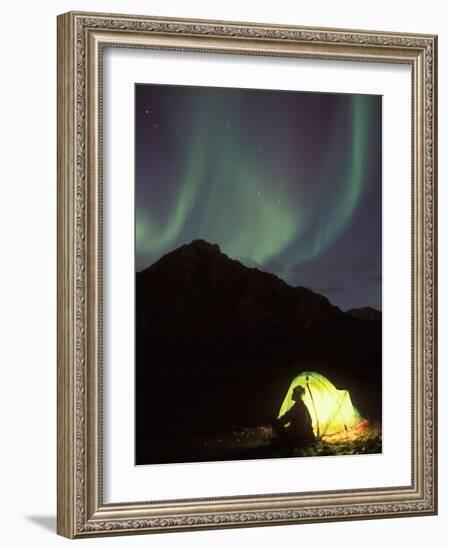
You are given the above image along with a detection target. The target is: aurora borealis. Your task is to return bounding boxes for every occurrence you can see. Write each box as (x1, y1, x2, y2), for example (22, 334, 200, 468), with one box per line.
(135, 84, 381, 310)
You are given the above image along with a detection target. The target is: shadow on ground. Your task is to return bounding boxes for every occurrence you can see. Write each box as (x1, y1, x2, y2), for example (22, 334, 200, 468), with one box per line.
(25, 515, 56, 533)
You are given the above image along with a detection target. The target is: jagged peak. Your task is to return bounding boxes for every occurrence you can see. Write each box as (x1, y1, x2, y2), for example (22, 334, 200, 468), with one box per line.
(186, 239, 222, 253)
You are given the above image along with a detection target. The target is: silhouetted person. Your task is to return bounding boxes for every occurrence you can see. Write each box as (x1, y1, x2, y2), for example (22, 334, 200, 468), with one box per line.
(275, 386, 315, 445)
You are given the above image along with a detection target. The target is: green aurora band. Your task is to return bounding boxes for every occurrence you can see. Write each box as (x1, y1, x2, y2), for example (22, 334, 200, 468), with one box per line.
(136, 92, 373, 279)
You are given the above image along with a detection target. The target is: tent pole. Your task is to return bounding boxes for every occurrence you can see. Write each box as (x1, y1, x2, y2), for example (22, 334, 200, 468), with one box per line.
(306, 381, 319, 439)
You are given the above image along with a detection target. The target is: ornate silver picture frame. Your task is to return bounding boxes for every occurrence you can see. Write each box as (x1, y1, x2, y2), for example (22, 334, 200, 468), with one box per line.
(57, 11, 437, 538)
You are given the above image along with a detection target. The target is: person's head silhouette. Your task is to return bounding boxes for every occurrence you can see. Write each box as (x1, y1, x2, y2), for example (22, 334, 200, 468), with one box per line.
(292, 386, 305, 402)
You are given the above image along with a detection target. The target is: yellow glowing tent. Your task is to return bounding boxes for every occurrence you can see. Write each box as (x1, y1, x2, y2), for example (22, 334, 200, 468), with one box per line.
(278, 372, 363, 440)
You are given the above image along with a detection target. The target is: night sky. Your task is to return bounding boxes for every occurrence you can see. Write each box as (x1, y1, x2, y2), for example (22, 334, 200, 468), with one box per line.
(135, 84, 382, 311)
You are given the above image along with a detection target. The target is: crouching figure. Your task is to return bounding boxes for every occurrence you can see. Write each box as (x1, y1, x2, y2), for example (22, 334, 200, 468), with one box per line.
(275, 386, 315, 445)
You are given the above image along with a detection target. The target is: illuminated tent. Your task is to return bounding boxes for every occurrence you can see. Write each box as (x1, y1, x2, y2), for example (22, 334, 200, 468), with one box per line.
(277, 371, 363, 440)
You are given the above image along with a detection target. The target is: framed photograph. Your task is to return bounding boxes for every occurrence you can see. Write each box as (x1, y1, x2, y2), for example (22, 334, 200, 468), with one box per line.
(57, 11, 438, 538)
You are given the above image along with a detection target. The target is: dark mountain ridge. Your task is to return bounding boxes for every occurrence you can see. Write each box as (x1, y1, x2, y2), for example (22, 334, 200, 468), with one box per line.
(347, 306, 382, 322)
(137, 239, 343, 344)
(136, 240, 382, 463)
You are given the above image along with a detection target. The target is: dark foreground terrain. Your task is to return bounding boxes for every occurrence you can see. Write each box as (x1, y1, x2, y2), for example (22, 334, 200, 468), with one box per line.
(137, 423, 382, 465)
(136, 240, 382, 465)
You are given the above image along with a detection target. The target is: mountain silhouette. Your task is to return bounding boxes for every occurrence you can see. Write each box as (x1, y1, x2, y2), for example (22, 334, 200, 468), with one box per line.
(347, 306, 382, 321)
(137, 239, 343, 345)
(135, 240, 382, 464)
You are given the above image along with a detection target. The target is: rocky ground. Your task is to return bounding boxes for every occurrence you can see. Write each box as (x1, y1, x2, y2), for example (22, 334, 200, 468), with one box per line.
(141, 422, 382, 464)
